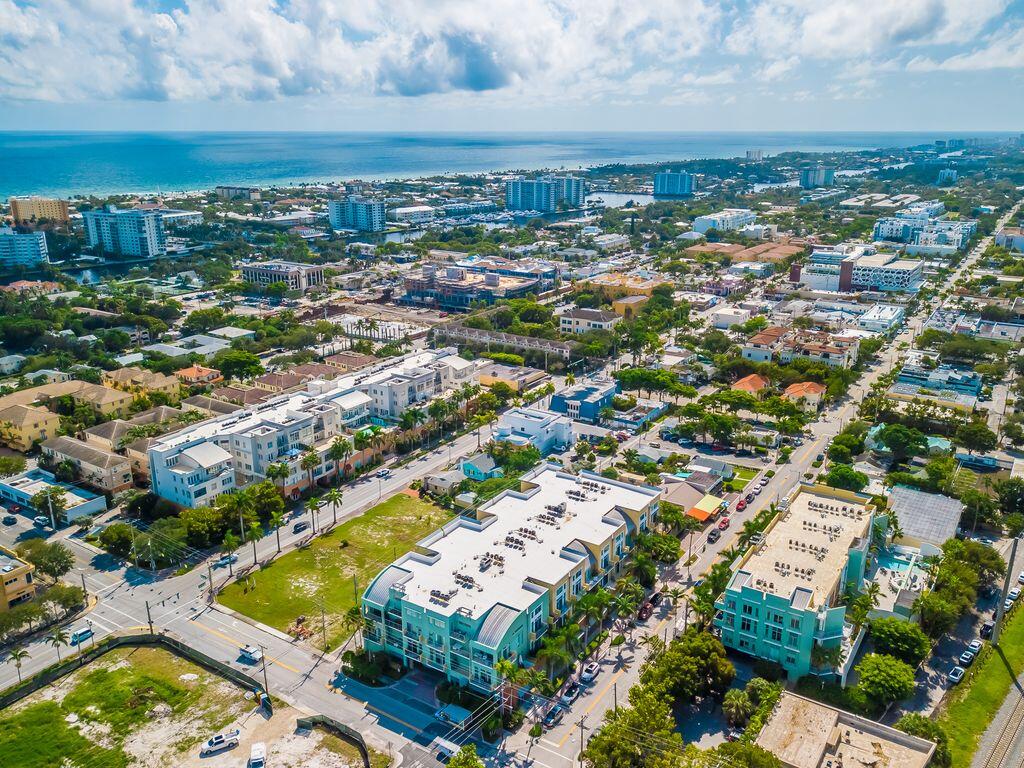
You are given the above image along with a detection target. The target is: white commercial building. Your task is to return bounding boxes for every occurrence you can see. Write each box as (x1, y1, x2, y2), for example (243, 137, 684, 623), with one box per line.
(240, 261, 326, 293)
(0, 227, 49, 268)
(493, 408, 573, 456)
(81, 206, 166, 258)
(328, 197, 386, 232)
(710, 305, 752, 329)
(148, 349, 478, 507)
(692, 208, 757, 234)
(856, 304, 905, 333)
(389, 205, 436, 224)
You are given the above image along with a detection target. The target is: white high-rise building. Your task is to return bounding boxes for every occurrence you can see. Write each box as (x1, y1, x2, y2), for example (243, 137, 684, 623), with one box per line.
(81, 206, 166, 257)
(328, 196, 386, 232)
(654, 171, 697, 196)
(0, 227, 49, 268)
(505, 178, 558, 212)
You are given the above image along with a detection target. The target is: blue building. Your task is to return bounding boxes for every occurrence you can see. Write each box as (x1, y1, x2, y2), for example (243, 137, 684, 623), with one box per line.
(654, 171, 697, 196)
(549, 378, 617, 423)
(461, 453, 504, 482)
(896, 363, 982, 396)
(0, 469, 107, 526)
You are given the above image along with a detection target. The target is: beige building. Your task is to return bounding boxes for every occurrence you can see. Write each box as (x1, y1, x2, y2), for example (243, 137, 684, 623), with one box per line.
(9, 196, 70, 224)
(756, 692, 934, 768)
(0, 380, 135, 419)
(175, 365, 223, 386)
(103, 367, 180, 400)
(41, 435, 134, 493)
(478, 364, 548, 393)
(783, 381, 827, 412)
(0, 404, 61, 452)
(0, 546, 35, 612)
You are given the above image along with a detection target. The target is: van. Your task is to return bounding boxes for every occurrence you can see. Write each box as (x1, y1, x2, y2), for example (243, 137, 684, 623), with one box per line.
(248, 742, 267, 768)
(69, 627, 94, 646)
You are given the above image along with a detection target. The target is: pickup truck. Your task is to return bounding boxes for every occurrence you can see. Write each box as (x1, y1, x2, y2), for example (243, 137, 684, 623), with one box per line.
(200, 729, 240, 755)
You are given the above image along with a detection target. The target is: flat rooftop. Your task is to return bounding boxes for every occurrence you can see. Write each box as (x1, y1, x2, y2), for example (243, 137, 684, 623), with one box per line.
(732, 485, 872, 608)
(377, 464, 660, 619)
(756, 692, 934, 768)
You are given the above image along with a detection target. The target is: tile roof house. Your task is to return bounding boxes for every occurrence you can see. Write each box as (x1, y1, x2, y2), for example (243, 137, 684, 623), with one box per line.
(732, 373, 771, 396)
(783, 381, 827, 412)
(175, 365, 224, 386)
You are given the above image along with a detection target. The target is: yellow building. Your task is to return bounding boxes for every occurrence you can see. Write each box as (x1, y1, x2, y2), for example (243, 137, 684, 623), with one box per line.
(478, 364, 548, 393)
(9, 196, 70, 225)
(0, 380, 135, 421)
(0, 546, 35, 612)
(0, 404, 61, 452)
(581, 272, 671, 298)
(103, 366, 180, 401)
(612, 294, 649, 319)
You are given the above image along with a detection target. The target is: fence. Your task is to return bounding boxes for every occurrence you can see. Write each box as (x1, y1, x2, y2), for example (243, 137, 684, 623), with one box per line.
(296, 714, 374, 768)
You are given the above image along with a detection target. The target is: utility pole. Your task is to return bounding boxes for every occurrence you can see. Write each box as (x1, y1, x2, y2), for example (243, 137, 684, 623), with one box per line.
(314, 598, 327, 652)
(259, 643, 270, 693)
(80, 571, 87, 597)
(353, 575, 359, 602)
(47, 493, 56, 530)
(576, 716, 587, 766)
(994, 536, 1019, 645)
(207, 562, 215, 602)
(145, 600, 153, 634)
(613, 682, 617, 713)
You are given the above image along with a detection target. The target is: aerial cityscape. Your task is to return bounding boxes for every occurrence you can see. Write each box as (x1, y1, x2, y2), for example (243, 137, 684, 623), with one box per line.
(2, 3, 1024, 768)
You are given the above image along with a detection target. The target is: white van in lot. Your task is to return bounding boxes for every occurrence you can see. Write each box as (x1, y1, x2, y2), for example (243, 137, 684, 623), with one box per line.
(248, 742, 267, 768)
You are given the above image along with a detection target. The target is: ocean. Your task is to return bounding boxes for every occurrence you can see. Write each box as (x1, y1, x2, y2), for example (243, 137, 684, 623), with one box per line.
(0, 131, 1011, 200)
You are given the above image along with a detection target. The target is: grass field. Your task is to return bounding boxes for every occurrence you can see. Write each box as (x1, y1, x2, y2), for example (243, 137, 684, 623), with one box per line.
(219, 493, 451, 649)
(0, 647, 245, 768)
(723, 465, 759, 493)
(937, 603, 1024, 766)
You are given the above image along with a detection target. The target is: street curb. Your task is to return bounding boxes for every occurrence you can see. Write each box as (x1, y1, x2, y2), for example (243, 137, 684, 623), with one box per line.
(209, 603, 298, 645)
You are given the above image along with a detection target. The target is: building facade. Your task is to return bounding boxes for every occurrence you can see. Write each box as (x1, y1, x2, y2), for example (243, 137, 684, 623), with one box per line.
(41, 435, 134, 493)
(559, 308, 621, 335)
(0, 227, 49, 268)
(401, 265, 538, 312)
(493, 407, 573, 455)
(549, 378, 617, 423)
(0, 547, 35, 612)
(799, 167, 836, 189)
(693, 208, 757, 234)
(328, 197, 387, 232)
(653, 171, 697, 196)
(215, 185, 261, 201)
(505, 179, 558, 212)
(8, 196, 70, 224)
(361, 464, 661, 692)
(81, 206, 166, 257)
(240, 261, 326, 293)
(0, 469, 107, 525)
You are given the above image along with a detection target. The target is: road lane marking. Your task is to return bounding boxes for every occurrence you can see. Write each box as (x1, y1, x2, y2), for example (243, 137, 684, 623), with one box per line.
(188, 618, 302, 673)
(365, 703, 425, 733)
(557, 667, 624, 747)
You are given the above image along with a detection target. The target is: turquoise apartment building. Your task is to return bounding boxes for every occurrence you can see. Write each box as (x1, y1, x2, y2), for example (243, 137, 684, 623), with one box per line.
(714, 483, 888, 681)
(361, 464, 661, 691)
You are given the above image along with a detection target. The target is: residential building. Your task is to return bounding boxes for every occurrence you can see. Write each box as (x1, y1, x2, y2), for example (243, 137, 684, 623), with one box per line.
(559, 308, 621, 335)
(240, 261, 326, 293)
(401, 265, 538, 312)
(0, 354, 26, 375)
(937, 168, 958, 186)
(547, 176, 587, 207)
(41, 436, 134, 493)
(493, 407, 573, 455)
(896, 363, 982, 396)
(8, 196, 69, 224)
(746, 150, 764, 161)
(996, 227, 1024, 252)
(710, 306, 752, 329)
(592, 233, 631, 252)
(887, 485, 963, 553)
(423, 470, 465, 496)
(549, 378, 617, 423)
(461, 453, 503, 482)
(361, 464, 661, 692)
(0, 468, 107, 525)
(0, 227, 49, 268)
(175, 365, 224, 387)
(0, 546, 35, 611)
(755, 692, 934, 768)
(215, 185, 261, 201)
(102, 367, 180, 400)
(505, 178, 557, 212)
(328, 196, 386, 232)
(324, 351, 380, 372)
(653, 171, 697, 196)
(581, 272, 671, 298)
(611, 295, 648, 319)
(442, 200, 499, 217)
(799, 167, 835, 189)
(732, 374, 770, 397)
(455, 255, 558, 287)
(478, 365, 548, 394)
(149, 349, 469, 506)
(142, 333, 232, 360)
(783, 382, 826, 412)
(389, 205, 436, 224)
(152, 208, 203, 228)
(741, 326, 790, 363)
(0, 280, 62, 295)
(714, 483, 883, 680)
(0, 380, 135, 420)
(692, 208, 756, 234)
(253, 372, 311, 393)
(872, 205, 977, 253)
(0, 405, 60, 451)
(779, 332, 859, 369)
(792, 244, 924, 293)
(81, 206, 166, 258)
(180, 395, 242, 418)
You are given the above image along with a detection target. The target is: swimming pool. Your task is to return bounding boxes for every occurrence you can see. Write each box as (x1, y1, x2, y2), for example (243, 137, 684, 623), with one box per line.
(876, 552, 914, 573)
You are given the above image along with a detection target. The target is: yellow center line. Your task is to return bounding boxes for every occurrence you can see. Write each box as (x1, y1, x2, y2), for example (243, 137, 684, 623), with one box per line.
(188, 618, 302, 674)
(558, 667, 625, 747)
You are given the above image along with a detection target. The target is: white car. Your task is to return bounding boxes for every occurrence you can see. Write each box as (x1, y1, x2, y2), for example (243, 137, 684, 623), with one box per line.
(948, 666, 966, 684)
(239, 644, 263, 663)
(1018, 570, 1024, 585)
(1010, 588, 1022, 601)
(968, 639, 983, 654)
(249, 742, 267, 768)
(580, 662, 600, 684)
(201, 729, 240, 755)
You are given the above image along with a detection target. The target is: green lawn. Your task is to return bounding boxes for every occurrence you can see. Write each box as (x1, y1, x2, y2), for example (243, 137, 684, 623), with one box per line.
(0, 647, 243, 768)
(723, 465, 759, 493)
(219, 493, 451, 649)
(938, 604, 1024, 766)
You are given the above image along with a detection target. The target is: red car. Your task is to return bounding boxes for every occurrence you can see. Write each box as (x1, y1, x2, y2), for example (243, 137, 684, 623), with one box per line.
(718, 516, 731, 530)
(736, 499, 747, 511)
(637, 601, 654, 621)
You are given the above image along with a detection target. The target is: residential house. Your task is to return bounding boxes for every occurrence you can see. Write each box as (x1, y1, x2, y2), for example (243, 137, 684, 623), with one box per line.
(175, 365, 224, 387)
(0, 405, 61, 451)
(0, 547, 35, 612)
(461, 453, 504, 482)
(783, 382, 827, 412)
(559, 308, 621, 335)
(102, 367, 180, 400)
(549, 378, 617, 423)
(41, 436, 134, 493)
(612, 295, 648, 319)
(424, 470, 466, 497)
(732, 374, 770, 397)
(493, 408, 573, 456)
(741, 327, 790, 363)
(180, 395, 243, 417)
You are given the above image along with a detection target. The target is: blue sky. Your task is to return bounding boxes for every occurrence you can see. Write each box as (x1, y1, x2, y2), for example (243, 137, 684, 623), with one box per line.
(2, 0, 1023, 131)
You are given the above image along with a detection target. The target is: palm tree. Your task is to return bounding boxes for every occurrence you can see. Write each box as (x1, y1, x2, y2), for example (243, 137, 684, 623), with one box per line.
(343, 604, 366, 648)
(640, 634, 665, 659)
(269, 509, 285, 554)
(494, 657, 524, 712)
(722, 689, 753, 726)
(565, 372, 576, 387)
(5, 646, 29, 682)
(300, 449, 320, 495)
(327, 437, 353, 485)
(427, 400, 449, 446)
(460, 382, 481, 418)
(47, 627, 69, 663)
(265, 462, 289, 491)
(611, 593, 638, 636)
(221, 531, 240, 576)
(247, 521, 263, 566)
(404, 406, 427, 447)
(324, 487, 343, 526)
(630, 552, 657, 589)
(664, 586, 687, 621)
(536, 634, 572, 679)
(305, 496, 322, 534)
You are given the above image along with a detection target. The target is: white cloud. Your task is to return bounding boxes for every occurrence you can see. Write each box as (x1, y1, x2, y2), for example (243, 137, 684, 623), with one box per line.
(907, 27, 1024, 71)
(757, 56, 800, 82)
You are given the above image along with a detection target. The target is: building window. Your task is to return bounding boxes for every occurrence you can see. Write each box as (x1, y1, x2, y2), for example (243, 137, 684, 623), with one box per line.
(600, 546, 610, 569)
(572, 571, 582, 596)
(556, 584, 567, 612)
(787, 632, 800, 647)
(790, 618, 801, 630)
(740, 617, 752, 633)
(768, 627, 782, 643)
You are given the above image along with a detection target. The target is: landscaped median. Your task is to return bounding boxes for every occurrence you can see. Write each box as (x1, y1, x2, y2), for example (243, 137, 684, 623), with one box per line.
(218, 492, 451, 650)
(936, 601, 1024, 766)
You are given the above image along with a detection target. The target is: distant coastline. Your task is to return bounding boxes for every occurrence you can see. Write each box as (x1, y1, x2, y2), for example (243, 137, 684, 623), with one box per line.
(1, 130, 1015, 201)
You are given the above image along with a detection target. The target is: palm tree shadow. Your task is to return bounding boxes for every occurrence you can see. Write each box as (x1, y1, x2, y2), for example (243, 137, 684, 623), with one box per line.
(994, 644, 1024, 698)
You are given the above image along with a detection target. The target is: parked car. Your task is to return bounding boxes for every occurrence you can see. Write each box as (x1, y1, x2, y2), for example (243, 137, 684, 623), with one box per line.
(948, 666, 966, 684)
(1, 515, 16, 526)
(758, 477, 770, 487)
(959, 650, 976, 667)
(752, 485, 763, 495)
(200, 730, 241, 755)
(32, 515, 49, 527)
(69, 627, 94, 646)
(214, 554, 238, 568)
(637, 601, 654, 621)
(649, 591, 663, 606)
(981, 620, 995, 639)
(1017, 570, 1024, 585)
(736, 500, 747, 511)
(543, 705, 566, 729)
(1010, 587, 1021, 601)
(718, 517, 730, 530)
(292, 521, 310, 533)
(561, 681, 581, 704)
(968, 639, 984, 654)
(239, 645, 263, 663)
(248, 742, 266, 768)
(707, 528, 721, 543)
(744, 493, 755, 504)
(580, 662, 600, 684)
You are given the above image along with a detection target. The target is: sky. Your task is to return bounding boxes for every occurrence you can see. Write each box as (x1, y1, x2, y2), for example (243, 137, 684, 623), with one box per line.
(2, 0, 1024, 132)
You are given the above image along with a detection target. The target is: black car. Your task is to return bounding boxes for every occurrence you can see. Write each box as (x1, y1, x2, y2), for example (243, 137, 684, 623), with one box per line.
(707, 528, 721, 543)
(292, 521, 310, 533)
(649, 591, 664, 606)
(1, 515, 16, 526)
(745, 493, 755, 504)
(981, 620, 995, 639)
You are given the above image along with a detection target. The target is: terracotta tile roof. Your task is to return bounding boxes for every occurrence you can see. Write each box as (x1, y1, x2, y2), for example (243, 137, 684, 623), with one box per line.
(732, 374, 770, 394)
